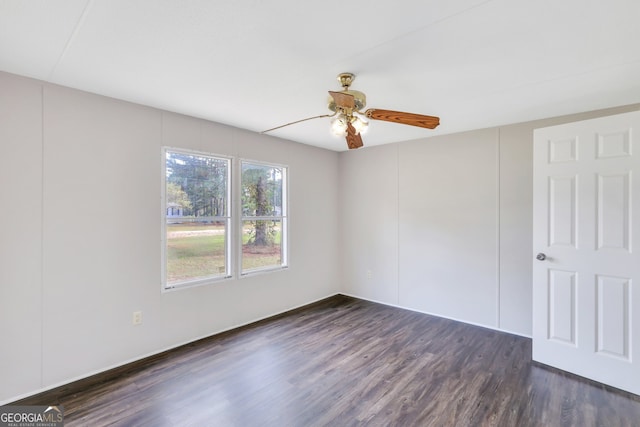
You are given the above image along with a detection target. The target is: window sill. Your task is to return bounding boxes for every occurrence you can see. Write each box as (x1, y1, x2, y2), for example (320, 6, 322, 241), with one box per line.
(240, 265, 288, 278)
(162, 274, 233, 293)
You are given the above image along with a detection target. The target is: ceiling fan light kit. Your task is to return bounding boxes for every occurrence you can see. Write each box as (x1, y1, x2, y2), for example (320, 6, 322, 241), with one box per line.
(330, 114, 368, 137)
(263, 72, 440, 149)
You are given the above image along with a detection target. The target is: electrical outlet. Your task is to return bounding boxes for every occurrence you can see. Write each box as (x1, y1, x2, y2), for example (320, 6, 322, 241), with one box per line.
(132, 311, 143, 325)
(366, 270, 373, 279)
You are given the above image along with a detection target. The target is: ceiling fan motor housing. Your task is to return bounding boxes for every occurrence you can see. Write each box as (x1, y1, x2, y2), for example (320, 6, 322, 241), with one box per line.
(328, 72, 367, 113)
(328, 90, 367, 112)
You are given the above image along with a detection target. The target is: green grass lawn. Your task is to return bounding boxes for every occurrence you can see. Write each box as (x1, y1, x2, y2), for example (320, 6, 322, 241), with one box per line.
(167, 233, 226, 282)
(166, 223, 282, 283)
(241, 223, 282, 271)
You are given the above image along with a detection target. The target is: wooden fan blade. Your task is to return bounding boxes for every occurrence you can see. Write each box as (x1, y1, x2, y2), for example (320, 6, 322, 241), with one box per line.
(329, 91, 355, 109)
(365, 109, 440, 129)
(346, 122, 364, 149)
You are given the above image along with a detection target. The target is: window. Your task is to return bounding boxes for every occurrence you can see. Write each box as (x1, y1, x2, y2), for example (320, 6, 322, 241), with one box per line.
(241, 161, 287, 274)
(163, 148, 230, 289)
(162, 151, 288, 289)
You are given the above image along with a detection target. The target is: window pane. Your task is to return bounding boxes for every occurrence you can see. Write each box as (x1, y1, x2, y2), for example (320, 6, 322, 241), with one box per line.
(242, 163, 283, 217)
(165, 150, 229, 287)
(166, 220, 227, 283)
(241, 161, 287, 274)
(242, 219, 282, 271)
(166, 151, 228, 217)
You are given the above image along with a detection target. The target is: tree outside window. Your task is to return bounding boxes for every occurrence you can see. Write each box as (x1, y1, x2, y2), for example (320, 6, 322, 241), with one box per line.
(241, 161, 287, 273)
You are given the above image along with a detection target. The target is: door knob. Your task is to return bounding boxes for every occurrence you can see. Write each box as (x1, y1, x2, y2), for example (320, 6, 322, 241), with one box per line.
(536, 253, 546, 261)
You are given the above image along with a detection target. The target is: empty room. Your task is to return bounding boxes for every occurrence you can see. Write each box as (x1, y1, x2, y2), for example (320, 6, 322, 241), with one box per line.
(1, 1, 640, 425)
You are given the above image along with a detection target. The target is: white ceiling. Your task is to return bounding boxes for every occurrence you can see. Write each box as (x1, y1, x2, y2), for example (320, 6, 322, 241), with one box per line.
(1, 0, 639, 151)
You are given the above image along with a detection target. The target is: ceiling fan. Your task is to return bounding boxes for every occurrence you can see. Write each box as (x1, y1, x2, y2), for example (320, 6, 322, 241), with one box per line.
(262, 73, 440, 149)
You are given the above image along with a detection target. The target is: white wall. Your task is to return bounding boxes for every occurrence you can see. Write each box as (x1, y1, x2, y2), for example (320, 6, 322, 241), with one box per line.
(399, 128, 500, 327)
(339, 144, 399, 304)
(0, 71, 340, 403)
(0, 73, 43, 400)
(340, 104, 640, 337)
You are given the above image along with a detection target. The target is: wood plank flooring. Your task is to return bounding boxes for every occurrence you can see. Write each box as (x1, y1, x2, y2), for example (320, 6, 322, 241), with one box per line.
(13, 295, 640, 426)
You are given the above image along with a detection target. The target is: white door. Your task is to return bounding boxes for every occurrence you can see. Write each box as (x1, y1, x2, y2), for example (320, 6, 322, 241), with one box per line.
(533, 110, 640, 395)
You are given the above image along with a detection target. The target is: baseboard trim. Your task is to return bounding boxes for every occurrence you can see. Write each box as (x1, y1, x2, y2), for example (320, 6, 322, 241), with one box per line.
(4, 293, 341, 406)
(6, 291, 532, 405)
(339, 292, 532, 339)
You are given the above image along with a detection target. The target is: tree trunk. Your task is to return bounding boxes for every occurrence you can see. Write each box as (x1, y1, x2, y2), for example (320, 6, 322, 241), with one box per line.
(254, 176, 268, 246)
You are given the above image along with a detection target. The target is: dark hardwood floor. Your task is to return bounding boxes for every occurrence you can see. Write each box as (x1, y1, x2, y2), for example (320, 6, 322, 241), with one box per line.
(13, 295, 640, 426)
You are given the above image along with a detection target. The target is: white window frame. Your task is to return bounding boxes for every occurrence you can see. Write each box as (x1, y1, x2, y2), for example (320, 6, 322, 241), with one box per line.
(238, 159, 288, 276)
(161, 147, 232, 291)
